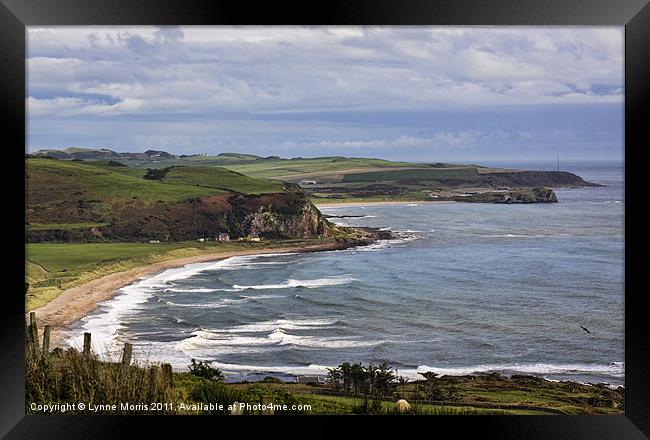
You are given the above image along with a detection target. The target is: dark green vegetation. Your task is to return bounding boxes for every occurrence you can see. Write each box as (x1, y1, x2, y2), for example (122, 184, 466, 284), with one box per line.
(188, 359, 225, 381)
(32, 148, 598, 204)
(326, 362, 398, 396)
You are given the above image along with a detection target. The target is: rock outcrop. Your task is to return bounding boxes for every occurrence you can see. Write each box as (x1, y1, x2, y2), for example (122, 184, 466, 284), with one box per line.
(452, 187, 559, 204)
(224, 185, 333, 239)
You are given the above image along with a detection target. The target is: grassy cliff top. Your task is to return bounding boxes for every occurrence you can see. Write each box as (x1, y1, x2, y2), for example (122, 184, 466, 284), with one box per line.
(26, 157, 284, 205)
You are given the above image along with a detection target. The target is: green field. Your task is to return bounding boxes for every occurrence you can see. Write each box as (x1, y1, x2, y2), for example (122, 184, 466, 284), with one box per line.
(27, 158, 283, 203)
(27, 158, 220, 205)
(222, 157, 428, 179)
(161, 166, 282, 194)
(342, 167, 480, 182)
(289, 393, 547, 415)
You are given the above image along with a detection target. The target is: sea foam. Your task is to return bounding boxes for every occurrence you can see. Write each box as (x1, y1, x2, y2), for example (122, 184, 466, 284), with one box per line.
(232, 275, 354, 290)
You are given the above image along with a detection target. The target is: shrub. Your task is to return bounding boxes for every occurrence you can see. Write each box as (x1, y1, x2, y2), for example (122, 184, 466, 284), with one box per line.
(260, 376, 284, 384)
(352, 398, 384, 415)
(188, 359, 225, 381)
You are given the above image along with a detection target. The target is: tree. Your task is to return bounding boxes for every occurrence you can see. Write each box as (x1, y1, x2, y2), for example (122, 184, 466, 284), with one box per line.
(365, 364, 379, 395)
(397, 375, 409, 399)
(375, 362, 397, 396)
(350, 362, 367, 395)
(326, 366, 343, 390)
(339, 362, 353, 393)
(328, 361, 398, 397)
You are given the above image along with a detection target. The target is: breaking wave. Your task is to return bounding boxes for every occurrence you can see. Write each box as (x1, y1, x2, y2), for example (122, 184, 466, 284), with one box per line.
(232, 275, 354, 290)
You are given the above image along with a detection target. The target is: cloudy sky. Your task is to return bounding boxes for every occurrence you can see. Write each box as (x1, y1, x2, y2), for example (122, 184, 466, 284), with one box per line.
(27, 26, 624, 163)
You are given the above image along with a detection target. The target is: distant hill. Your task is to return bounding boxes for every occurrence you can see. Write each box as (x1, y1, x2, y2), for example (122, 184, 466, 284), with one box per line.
(33, 147, 182, 162)
(26, 157, 336, 242)
(32, 147, 279, 166)
(30, 148, 598, 204)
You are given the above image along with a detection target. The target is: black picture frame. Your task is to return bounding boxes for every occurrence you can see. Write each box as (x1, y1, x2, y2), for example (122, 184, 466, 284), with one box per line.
(2, 0, 648, 437)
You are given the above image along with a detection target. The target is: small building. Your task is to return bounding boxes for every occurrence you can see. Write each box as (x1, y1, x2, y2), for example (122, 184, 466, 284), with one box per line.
(300, 180, 317, 185)
(197, 238, 205, 242)
(148, 239, 160, 244)
(296, 375, 323, 384)
(216, 233, 230, 242)
(237, 235, 262, 242)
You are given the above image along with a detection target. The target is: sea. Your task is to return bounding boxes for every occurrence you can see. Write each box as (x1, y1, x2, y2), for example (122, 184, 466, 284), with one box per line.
(67, 161, 625, 387)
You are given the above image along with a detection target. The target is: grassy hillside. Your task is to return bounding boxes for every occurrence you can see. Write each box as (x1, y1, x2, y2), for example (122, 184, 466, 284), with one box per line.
(26, 158, 282, 205)
(26, 158, 219, 208)
(26, 158, 289, 231)
(161, 166, 282, 194)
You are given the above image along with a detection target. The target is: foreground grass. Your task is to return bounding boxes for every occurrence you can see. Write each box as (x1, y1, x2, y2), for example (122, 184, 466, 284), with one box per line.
(25, 350, 550, 415)
(228, 378, 622, 415)
(25, 238, 332, 310)
(286, 393, 545, 415)
(26, 340, 622, 416)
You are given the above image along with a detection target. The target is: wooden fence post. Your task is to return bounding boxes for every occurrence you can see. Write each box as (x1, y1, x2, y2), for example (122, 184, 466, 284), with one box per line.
(83, 332, 92, 357)
(121, 343, 133, 367)
(42, 325, 50, 354)
(25, 316, 30, 351)
(148, 365, 160, 400)
(28, 312, 39, 356)
(161, 363, 173, 389)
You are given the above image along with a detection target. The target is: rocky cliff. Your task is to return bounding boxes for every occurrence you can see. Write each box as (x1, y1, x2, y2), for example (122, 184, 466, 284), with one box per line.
(27, 185, 337, 243)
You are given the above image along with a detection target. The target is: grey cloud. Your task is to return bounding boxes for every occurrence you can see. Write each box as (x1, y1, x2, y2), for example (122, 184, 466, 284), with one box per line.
(27, 26, 623, 118)
(26, 26, 624, 162)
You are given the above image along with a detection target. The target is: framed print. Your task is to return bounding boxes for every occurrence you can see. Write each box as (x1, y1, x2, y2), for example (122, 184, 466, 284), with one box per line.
(1, 0, 648, 437)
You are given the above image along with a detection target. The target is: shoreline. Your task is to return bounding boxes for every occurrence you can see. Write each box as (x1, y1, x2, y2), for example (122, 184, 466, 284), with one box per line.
(31, 238, 371, 348)
(315, 200, 456, 208)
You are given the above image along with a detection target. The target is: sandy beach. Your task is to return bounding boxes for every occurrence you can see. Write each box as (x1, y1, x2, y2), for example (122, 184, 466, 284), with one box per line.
(315, 200, 455, 209)
(30, 240, 355, 348)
